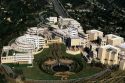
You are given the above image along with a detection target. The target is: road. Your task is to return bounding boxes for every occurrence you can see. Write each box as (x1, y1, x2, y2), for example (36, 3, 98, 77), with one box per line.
(51, 0, 69, 18)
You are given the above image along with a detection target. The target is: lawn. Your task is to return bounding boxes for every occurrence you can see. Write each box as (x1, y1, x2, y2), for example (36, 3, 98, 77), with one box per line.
(22, 64, 102, 80)
(22, 64, 59, 80)
(11, 44, 103, 80)
(69, 66, 102, 79)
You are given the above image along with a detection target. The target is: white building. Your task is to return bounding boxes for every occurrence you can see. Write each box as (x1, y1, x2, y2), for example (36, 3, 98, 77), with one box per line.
(26, 27, 48, 35)
(100, 38, 107, 46)
(47, 17, 58, 24)
(1, 52, 34, 64)
(105, 34, 124, 46)
(117, 43, 125, 70)
(58, 17, 83, 33)
(58, 17, 81, 28)
(80, 34, 89, 48)
(53, 25, 88, 48)
(11, 34, 45, 52)
(86, 30, 103, 41)
(119, 60, 125, 70)
(98, 45, 120, 65)
(68, 26, 79, 38)
(58, 17, 73, 26)
(3, 16, 125, 70)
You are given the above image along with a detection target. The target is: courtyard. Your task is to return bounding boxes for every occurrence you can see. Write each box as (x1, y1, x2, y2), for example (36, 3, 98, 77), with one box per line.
(9, 43, 102, 80)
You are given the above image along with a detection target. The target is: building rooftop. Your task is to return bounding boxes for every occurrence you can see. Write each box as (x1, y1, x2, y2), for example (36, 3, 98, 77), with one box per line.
(86, 29, 103, 33)
(106, 34, 124, 39)
(119, 43, 125, 48)
(102, 45, 118, 49)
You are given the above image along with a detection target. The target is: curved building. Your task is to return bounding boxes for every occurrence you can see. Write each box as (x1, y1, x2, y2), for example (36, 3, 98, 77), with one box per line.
(11, 34, 45, 52)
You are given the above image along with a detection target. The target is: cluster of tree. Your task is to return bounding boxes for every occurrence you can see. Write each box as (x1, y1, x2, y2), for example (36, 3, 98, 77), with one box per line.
(0, 73, 7, 83)
(90, 60, 106, 69)
(60, 0, 86, 8)
(13, 68, 25, 82)
(61, 0, 125, 38)
(109, 65, 119, 71)
(0, 0, 48, 48)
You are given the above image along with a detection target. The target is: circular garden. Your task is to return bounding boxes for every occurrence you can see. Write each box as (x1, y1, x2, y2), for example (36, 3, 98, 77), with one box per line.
(29, 43, 102, 80)
(11, 43, 103, 80)
(38, 43, 84, 79)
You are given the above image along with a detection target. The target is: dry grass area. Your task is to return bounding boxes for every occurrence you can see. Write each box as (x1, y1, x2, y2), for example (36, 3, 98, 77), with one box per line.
(54, 71, 75, 80)
(60, 59, 73, 64)
(44, 59, 57, 65)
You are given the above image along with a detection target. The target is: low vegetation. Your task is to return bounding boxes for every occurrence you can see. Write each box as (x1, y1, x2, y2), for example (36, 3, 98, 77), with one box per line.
(10, 44, 102, 80)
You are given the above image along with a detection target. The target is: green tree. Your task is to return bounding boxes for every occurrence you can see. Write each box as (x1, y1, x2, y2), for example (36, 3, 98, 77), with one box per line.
(0, 73, 7, 83)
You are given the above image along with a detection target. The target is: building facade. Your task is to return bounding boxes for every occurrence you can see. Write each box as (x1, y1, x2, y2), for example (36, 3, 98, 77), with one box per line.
(98, 45, 120, 65)
(11, 34, 45, 52)
(86, 30, 103, 41)
(1, 52, 34, 64)
(105, 34, 124, 46)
